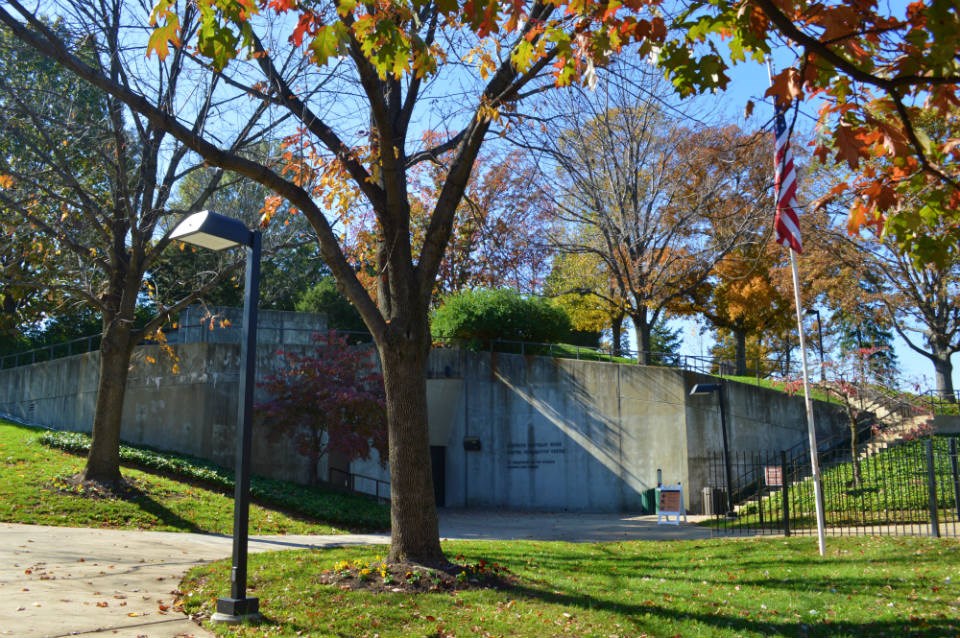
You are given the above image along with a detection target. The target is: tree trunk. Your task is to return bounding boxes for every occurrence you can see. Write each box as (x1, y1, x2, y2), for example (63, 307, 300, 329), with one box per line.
(611, 313, 624, 357)
(83, 319, 134, 484)
(932, 353, 956, 402)
(848, 406, 862, 489)
(634, 310, 651, 366)
(734, 329, 747, 376)
(379, 333, 444, 566)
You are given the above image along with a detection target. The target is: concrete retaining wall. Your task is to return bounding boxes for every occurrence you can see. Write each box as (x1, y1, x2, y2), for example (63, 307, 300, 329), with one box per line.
(0, 344, 847, 513)
(354, 352, 848, 512)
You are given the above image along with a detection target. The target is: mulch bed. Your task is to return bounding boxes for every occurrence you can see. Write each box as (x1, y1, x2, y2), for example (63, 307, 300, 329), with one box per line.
(319, 557, 516, 594)
(47, 473, 145, 500)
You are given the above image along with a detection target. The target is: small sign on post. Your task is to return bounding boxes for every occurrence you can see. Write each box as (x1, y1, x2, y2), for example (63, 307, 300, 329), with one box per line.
(657, 483, 686, 525)
(764, 465, 783, 488)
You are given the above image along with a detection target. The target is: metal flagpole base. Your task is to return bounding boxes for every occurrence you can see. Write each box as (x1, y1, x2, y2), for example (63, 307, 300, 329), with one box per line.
(212, 597, 261, 624)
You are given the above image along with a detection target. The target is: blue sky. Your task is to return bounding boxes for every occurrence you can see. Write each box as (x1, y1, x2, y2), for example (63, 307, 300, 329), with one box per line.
(638, 50, 958, 394)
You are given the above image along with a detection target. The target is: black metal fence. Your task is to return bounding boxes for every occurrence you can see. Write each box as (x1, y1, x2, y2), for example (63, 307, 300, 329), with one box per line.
(706, 435, 960, 538)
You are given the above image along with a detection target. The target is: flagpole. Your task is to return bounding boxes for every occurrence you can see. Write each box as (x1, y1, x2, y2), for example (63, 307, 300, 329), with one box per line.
(767, 59, 827, 556)
(788, 249, 827, 556)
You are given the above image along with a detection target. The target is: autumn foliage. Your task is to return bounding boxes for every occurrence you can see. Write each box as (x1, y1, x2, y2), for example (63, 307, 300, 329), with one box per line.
(257, 332, 387, 481)
(664, 0, 960, 256)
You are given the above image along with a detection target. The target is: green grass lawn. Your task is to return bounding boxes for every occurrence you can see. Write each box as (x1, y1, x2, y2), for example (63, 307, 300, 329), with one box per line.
(0, 420, 388, 534)
(723, 375, 836, 404)
(181, 536, 960, 638)
(724, 437, 958, 532)
(5, 418, 960, 637)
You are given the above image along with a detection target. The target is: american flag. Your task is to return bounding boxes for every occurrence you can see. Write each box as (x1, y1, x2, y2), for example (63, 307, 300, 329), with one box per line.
(773, 107, 802, 253)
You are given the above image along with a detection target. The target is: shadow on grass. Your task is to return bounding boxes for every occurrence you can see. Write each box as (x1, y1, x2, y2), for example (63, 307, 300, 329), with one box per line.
(263, 576, 958, 638)
(128, 491, 206, 533)
(51, 474, 208, 533)
(233, 540, 959, 638)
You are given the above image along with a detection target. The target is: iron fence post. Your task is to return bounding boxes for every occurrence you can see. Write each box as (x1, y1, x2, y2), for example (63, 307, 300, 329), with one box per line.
(926, 438, 940, 538)
(781, 450, 790, 537)
(950, 438, 960, 524)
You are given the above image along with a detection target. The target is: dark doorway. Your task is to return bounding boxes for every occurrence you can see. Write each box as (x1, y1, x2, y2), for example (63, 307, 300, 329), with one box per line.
(430, 446, 446, 507)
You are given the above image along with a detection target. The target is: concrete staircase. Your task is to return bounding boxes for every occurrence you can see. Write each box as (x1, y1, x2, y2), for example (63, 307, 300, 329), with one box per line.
(853, 386, 934, 460)
(718, 383, 935, 518)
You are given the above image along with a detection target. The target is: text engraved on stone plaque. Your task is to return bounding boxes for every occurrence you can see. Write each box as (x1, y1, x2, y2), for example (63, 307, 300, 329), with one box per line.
(506, 441, 566, 469)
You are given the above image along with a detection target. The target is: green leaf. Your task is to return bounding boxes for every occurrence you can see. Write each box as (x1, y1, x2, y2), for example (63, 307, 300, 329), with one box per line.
(309, 23, 348, 66)
(511, 39, 534, 72)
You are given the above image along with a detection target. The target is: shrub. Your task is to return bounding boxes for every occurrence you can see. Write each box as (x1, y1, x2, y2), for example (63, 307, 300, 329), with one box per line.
(257, 331, 387, 483)
(296, 276, 367, 334)
(431, 288, 572, 349)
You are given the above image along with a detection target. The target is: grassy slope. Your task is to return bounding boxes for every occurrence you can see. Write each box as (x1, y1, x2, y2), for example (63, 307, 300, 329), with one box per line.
(0, 420, 388, 534)
(726, 436, 958, 531)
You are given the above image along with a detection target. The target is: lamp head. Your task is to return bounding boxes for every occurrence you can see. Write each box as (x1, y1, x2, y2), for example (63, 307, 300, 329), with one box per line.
(170, 210, 252, 251)
(690, 383, 722, 396)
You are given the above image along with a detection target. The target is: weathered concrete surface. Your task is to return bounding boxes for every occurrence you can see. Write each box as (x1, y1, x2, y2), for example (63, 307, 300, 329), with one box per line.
(0, 346, 846, 514)
(683, 372, 847, 511)
(934, 415, 960, 434)
(353, 353, 846, 513)
(172, 306, 327, 345)
(440, 355, 689, 513)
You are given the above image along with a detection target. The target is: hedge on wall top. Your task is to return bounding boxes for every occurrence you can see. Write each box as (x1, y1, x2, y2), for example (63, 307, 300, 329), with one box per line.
(431, 288, 572, 350)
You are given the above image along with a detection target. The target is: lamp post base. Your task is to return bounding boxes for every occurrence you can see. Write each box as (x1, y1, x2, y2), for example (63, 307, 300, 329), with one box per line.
(212, 597, 260, 624)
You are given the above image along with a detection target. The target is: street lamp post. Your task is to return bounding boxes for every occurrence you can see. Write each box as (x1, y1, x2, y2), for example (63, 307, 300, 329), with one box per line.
(170, 211, 261, 623)
(690, 382, 735, 517)
(805, 308, 826, 382)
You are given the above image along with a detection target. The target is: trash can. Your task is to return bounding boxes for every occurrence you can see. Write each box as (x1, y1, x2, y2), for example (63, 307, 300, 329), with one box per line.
(702, 486, 726, 516)
(640, 488, 657, 514)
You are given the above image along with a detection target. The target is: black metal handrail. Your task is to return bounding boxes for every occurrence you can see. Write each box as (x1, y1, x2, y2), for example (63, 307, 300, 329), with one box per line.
(328, 467, 390, 503)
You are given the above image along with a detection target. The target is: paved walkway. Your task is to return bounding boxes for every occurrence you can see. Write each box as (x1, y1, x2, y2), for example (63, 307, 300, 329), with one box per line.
(0, 511, 713, 638)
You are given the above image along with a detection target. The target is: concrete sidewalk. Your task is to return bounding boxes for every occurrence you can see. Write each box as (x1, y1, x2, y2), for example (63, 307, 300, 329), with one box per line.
(1, 511, 712, 638)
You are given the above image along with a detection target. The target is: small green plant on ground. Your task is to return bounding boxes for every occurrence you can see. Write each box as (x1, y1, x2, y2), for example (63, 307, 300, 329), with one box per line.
(180, 536, 960, 638)
(0, 420, 388, 533)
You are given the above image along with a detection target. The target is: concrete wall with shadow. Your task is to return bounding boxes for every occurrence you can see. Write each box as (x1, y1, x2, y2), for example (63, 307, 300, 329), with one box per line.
(0, 343, 848, 513)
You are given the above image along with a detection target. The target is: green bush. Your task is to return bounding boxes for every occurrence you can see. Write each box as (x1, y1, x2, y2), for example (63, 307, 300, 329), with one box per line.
(296, 276, 367, 334)
(431, 288, 572, 349)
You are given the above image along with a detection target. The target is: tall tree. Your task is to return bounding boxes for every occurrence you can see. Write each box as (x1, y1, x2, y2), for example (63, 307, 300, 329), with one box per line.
(810, 153, 958, 399)
(660, 0, 960, 259)
(695, 244, 794, 375)
(865, 227, 960, 400)
(545, 250, 625, 354)
(833, 309, 899, 382)
(407, 143, 555, 300)
(0, 14, 268, 484)
(527, 63, 772, 364)
(0, 0, 664, 564)
(344, 142, 555, 303)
